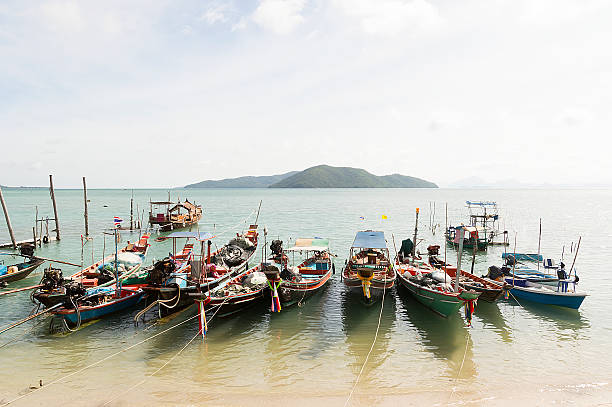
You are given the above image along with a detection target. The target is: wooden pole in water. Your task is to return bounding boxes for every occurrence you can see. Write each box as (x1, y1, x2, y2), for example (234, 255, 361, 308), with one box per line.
(455, 227, 465, 292)
(470, 235, 477, 274)
(33, 207, 37, 246)
(569, 236, 581, 277)
(537, 218, 541, 271)
(412, 208, 419, 259)
(0, 186, 17, 249)
(49, 175, 60, 241)
(255, 200, 263, 225)
(130, 190, 134, 231)
(83, 177, 89, 237)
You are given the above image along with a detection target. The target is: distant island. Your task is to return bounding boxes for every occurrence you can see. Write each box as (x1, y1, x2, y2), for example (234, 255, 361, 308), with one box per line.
(185, 165, 437, 188)
(185, 171, 298, 188)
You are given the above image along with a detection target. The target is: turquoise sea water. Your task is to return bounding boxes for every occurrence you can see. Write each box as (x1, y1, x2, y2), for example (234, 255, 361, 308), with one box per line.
(0, 188, 611, 406)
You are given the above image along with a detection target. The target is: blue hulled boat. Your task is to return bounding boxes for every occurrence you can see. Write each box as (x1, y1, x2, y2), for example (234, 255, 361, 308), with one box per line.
(504, 278, 587, 309)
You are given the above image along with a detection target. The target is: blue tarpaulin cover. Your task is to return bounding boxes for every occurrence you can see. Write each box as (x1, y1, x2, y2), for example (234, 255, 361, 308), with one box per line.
(351, 231, 387, 249)
(166, 231, 215, 241)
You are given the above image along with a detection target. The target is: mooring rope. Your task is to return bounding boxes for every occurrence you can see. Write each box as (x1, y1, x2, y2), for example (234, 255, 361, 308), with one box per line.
(447, 331, 470, 405)
(101, 330, 201, 406)
(0, 312, 201, 407)
(343, 274, 387, 407)
(102, 295, 229, 406)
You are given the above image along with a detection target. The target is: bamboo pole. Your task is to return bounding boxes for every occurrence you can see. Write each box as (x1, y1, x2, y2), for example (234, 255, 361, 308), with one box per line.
(130, 191, 134, 231)
(83, 177, 89, 237)
(0, 186, 17, 249)
(49, 175, 60, 241)
(455, 227, 465, 292)
(412, 208, 419, 258)
(537, 218, 541, 271)
(569, 236, 581, 277)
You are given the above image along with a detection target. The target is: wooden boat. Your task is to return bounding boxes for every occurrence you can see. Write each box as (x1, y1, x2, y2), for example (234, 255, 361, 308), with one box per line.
(445, 225, 488, 251)
(143, 226, 259, 316)
(33, 235, 150, 308)
(504, 278, 587, 309)
(205, 263, 267, 318)
(53, 284, 146, 327)
(149, 199, 202, 232)
(0, 257, 45, 285)
(343, 231, 395, 302)
(0, 243, 45, 286)
(441, 265, 504, 303)
(396, 262, 480, 318)
(425, 246, 504, 303)
(263, 237, 333, 310)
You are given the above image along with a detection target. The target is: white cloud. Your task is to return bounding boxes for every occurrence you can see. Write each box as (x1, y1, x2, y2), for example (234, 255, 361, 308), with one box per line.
(252, 0, 306, 35)
(201, 4, 229, 25)
(332, 0, 442, 36)
(558, 107, 594, 127)
(39, 1, 84, 32)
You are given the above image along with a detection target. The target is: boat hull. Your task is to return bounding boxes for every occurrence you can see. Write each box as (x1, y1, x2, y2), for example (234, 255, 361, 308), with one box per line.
(397, 273, 467, 318)
(507, 285, 586, 309)
(56, 289, 145, 325)
(0, 258, 45, 284)
(277, 270, 332, 307)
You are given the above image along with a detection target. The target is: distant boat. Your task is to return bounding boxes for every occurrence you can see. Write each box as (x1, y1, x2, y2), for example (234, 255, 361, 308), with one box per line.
(446, 201, 509, 250)
(342, 231, 395, 302)
(148, 199, 202, 232)
(263, 237, 334, 310)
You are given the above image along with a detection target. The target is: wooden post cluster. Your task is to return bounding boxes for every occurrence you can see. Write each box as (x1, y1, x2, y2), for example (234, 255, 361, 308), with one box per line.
(49, 175, 61, 241)
(83, 177, 89, 237)
(0, 186, 17, 249)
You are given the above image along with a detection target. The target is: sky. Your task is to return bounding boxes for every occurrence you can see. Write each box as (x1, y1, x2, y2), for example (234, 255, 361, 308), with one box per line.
(1, 0, 611, 188)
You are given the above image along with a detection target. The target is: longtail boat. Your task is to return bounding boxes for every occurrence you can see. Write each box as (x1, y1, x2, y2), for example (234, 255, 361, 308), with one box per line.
(396, 262, 480, 318)
(32, 235, 150, 309)
(426, 245, 504, 303)
(149, 199, 202, 232)
(343, 231, 395, 302)
(204, 263, 267, 318)
(52, 284, 146, 327)
(263, 237, 334, 311)
(142, 226, 259, 316)
(0, 244, 45, 286)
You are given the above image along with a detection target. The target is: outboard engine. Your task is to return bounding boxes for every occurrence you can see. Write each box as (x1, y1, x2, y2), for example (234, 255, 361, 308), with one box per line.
(19, 243, 35, 258)
(145, 258, 177, 286)
(270, 240, 283, 256)
(487, 265, 505, 281)
(505, 255, 517, 266)
(40, 267, 64, 291)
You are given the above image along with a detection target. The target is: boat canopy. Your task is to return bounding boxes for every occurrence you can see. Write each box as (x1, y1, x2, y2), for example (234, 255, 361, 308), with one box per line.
(352, 231, 386, 249)
(502, 252, 543, 262)
(466, 200, 497, 206)
(169, 200, 200, 213)
(166, 231, 215, 241)
(285, 237, 329, 252)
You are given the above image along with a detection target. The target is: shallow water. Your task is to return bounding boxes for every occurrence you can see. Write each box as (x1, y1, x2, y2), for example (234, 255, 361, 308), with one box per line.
(0, 188, 610, 406)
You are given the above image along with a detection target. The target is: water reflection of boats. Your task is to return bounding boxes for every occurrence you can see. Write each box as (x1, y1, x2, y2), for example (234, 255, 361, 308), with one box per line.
(503, 300, 590, 339)
(474, 302, 512, 343)
(396, 284, 477, 380)
(340, 286, 396, 386)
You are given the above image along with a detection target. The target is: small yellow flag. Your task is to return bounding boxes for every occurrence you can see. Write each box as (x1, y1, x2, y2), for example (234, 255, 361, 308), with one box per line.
(382, 215, 388, 220)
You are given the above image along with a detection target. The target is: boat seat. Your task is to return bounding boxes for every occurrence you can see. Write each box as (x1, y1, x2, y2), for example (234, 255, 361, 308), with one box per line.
(83, 271, 99, 278)
(82, 278, 98, 287)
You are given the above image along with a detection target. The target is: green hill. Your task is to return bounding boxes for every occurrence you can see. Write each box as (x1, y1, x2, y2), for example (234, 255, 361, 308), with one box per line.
(185, 171, 298, 188)
(269, 165, 437, 188)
